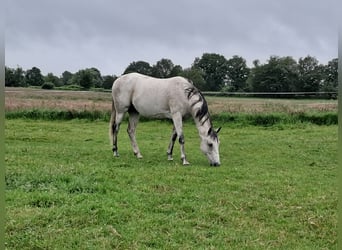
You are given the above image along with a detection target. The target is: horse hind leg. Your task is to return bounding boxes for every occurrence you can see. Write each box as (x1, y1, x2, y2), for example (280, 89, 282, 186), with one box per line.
(109, 101, 118, 157)
(127, 111, 143, 159)
(111, 112, 124, 157)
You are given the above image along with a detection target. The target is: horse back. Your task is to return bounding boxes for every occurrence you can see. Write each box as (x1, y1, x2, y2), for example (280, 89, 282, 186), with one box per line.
(112, 73, 192, 118)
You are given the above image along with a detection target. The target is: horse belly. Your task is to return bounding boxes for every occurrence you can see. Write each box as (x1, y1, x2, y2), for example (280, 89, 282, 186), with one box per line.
(129, 78, 189, 119)
(133, 96, 172, 119)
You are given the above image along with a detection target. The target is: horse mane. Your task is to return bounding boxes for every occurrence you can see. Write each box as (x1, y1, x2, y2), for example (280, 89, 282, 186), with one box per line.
(184, 83, 212, 127)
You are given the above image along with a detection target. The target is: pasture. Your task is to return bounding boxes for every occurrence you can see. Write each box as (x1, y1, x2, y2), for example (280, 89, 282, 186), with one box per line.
(5, 87, 337, 115)
(5, 88, 338, 249)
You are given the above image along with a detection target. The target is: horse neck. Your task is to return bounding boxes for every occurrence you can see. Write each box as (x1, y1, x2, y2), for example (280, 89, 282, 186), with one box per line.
(186, 88, 213, 137)
(193, 117, 212, 138)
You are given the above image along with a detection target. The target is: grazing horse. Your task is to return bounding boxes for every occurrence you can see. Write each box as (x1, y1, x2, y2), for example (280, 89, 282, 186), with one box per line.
(109, 73, 221, 166)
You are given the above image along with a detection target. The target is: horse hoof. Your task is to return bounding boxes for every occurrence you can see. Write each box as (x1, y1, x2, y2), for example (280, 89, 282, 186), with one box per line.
(135, 153, 143, 159)
(182, 161, 190, 166)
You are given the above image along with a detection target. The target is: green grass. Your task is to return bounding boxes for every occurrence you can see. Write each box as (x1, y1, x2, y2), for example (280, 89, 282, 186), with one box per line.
(5, 119, 337, 249)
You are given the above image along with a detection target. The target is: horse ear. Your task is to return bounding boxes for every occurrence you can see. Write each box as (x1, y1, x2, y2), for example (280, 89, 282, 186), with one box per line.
(216, 127, 222, 134)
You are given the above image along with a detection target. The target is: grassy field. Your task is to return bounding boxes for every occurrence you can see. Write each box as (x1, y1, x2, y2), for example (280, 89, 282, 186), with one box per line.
(5, 88, 338, 248)
(5, 119, 337, 249)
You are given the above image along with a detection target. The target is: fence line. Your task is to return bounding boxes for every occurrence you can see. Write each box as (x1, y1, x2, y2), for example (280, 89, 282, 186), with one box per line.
(202, 91, 338, 99)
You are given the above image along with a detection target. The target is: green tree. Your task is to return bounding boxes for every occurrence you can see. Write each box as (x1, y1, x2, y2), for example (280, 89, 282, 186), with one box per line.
(89, 68, 103, 88)
(5, 66, 26, 87)
(248, 56, 298, 92)
(179, 67, 206, 90)
(103, 75, 117, 89)
(152, 58, 175, 78)
(124, 61, 153, 76)
(69, 68, 103, 89)
(44, 73, 61, 87)
(25, 67, 44, 86)
(225, 55, 250, 92)
(78, 69, 93, 89)
(320, 58, 338, 92)
(70, 69, 92, 89)
(5, 67, 15, 86)
(297, 56, 322, 92)
(61, 71, 73, 85)
(169, 65, 183, 77)
(193, 53, 229, 91)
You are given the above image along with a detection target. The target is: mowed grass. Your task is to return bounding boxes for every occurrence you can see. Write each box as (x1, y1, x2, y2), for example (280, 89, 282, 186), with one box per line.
(5, 119, 337, 249)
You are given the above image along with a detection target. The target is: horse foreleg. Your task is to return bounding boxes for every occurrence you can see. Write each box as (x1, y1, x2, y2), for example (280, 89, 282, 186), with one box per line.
(167, 126, 177, 160)
(178, 134, 190, 165)
(171, 113, 190, 165)
(127, 112, 143, 158)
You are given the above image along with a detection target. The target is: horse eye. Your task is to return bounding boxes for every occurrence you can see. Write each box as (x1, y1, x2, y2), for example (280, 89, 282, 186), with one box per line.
(208, 143, 213, 148)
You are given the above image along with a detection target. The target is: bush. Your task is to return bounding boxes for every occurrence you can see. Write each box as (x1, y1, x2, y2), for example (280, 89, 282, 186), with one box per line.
(42, 82, 55, 90)
(58, 85, 82, 91)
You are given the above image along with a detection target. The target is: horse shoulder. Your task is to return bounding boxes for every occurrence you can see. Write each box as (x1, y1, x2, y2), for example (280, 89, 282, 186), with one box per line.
(166, 79, 191, 115)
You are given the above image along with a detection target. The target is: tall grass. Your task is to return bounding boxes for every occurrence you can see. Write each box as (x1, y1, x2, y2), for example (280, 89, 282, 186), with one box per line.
(5, 109, 110, 121)
(212, 112, 338, 126)
(5, 88, 337, 125)
(5, 109, 338, 126)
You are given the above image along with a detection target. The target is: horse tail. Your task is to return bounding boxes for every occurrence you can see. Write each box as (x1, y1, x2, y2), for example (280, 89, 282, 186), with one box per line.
(109, 97, 116, 145)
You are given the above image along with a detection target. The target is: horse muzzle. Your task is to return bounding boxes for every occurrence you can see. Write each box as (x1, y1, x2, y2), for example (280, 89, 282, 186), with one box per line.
(210, 162, 220, 167)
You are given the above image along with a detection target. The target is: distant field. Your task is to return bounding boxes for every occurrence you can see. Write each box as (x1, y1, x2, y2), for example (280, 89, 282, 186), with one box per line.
(5, 88, 112, 113)
(5, 87, 338, 114)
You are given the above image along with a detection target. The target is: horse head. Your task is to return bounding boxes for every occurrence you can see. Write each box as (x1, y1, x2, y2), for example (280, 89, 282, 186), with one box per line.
(200, 127, 221, 166)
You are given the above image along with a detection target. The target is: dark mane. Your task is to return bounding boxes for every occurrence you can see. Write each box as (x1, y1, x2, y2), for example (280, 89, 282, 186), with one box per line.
(208, 127, 219, 141)
(185, 86, 211, 126)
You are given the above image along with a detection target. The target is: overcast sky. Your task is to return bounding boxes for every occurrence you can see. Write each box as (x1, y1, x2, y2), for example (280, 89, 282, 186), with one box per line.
(5, 0, 341, 76)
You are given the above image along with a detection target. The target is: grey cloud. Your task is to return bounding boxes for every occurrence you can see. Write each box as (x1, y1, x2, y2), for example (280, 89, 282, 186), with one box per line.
(5, 0, 340, 75)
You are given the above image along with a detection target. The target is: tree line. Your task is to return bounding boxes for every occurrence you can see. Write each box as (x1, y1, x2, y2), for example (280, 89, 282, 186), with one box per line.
(5, 53, 338, 93)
